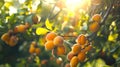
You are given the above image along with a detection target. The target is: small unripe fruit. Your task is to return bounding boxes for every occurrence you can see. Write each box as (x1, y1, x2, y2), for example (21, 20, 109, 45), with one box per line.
(77, 51, 86, 62)
(45, 41, 55, 50)
(89, 22, 100, 32)
(45, 32, 57, 41)
(70, 56, 79, 67)
(32, 15, 39, 24)
(54, 36, 64, 46)
(76, 34, 86, 45)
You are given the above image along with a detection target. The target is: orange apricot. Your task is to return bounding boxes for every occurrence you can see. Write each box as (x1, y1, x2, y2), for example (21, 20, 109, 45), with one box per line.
(45, 41, 55, 50)
(67, 51, 75, 61)
(84, 45, 92, 52)
(14, 24, 26, 33)
(76, 34, 86, 45)
(89, 22, 100, 32)
(25, 22, 31, 29)
(70, 56, 79, 67)
(56, 58, 63, 65)
(53, 36, 64, 46)
(65, 63, 70, 67)
(29, 46, 36, 54)
(41, 59, 48, 64)
(92, 14, 102, 22)
(77, 51, 86, 62)
(56, 46, 66, 56)
(1, 33, 10, 44)
(45, 32, 57, 41)
(8, 35, 19, 47)
(72, 44, 81, 54)
(35, 48, 41, 55)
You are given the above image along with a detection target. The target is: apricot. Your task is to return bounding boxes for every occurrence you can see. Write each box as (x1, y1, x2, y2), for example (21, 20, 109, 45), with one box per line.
(35, 48, 41, 55)
(14, 24, 26, 33)
(70, 56, 79, 67)
(76, 34, 86, 45)
(56, 58, 63, 65)
(45, 41, 55, 50)
(53, 36, 64, 46)
(41, 59, 48, 64)
(45, 32, 57, 41)
(8, 35, 19, 47)
(67, 51, 75, 61)
(29, 46, 36, 54)
(77, 51, 86, 62)
(65, 63, 70, 67)
(92, 14, 102, 22)
(1, 33, 10, 44)
(89, 22, 100, 32)
(84, 45, 92, 52)
(72, 44, 81, 54)
(32, 15, 39, 24)
(56, 46, 66, 56)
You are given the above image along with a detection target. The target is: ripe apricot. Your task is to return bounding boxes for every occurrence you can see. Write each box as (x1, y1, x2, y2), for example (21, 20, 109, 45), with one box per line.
(53, 36, 64, 46)
(29, 46, 36, 54)
(72, 44, 81, 54)
(65, 63, 70, 67)
(76, 34, 86, 45)
(14, 24, 26, 33)
(45, 32, 57, 41)
(45, 41, 55, 50)
(70, 56, 79, 67)
(8, 35, 19, 47)
(56, 46, 66, 56)
(1, 33, 10, 44)
(84, 45, 92, 52)
(30, 41, 37, 47)
(67, 51, 75, 61)
(89, 22, 100, 32)
(32, 15, 39, 24)
(56, 58, 63, 65)
(92, 14, 102, 22)
(77, 51, 86, 62)
(35, 48, 41, 55)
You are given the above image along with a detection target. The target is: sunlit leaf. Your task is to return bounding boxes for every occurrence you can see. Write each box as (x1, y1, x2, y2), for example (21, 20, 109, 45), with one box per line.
(36, 27, 49, 35)
(45, 18, 53, 30)
(108, 33, 118, 42)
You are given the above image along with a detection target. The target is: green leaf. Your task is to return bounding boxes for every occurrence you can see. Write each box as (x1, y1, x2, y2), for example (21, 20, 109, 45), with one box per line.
(36, 27, 49, 35)
(45, 18, 53, 30)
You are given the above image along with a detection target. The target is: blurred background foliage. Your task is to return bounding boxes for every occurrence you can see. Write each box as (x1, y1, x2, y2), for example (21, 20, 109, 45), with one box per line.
(0, 0, 120, 67)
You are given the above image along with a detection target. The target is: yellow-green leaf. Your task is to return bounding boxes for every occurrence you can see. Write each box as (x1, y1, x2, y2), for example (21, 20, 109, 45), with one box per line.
(45, 18, 53, 30)
(36, 27, 49, 35)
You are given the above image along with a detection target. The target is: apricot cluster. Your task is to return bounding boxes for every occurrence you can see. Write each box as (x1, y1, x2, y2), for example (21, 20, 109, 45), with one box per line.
(44, 32, 66, 56)
(1, 30, 19, 47)
(89, 14, 102, 32)
(29, 41, 41, 55)
(67, 34, 92, 67)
